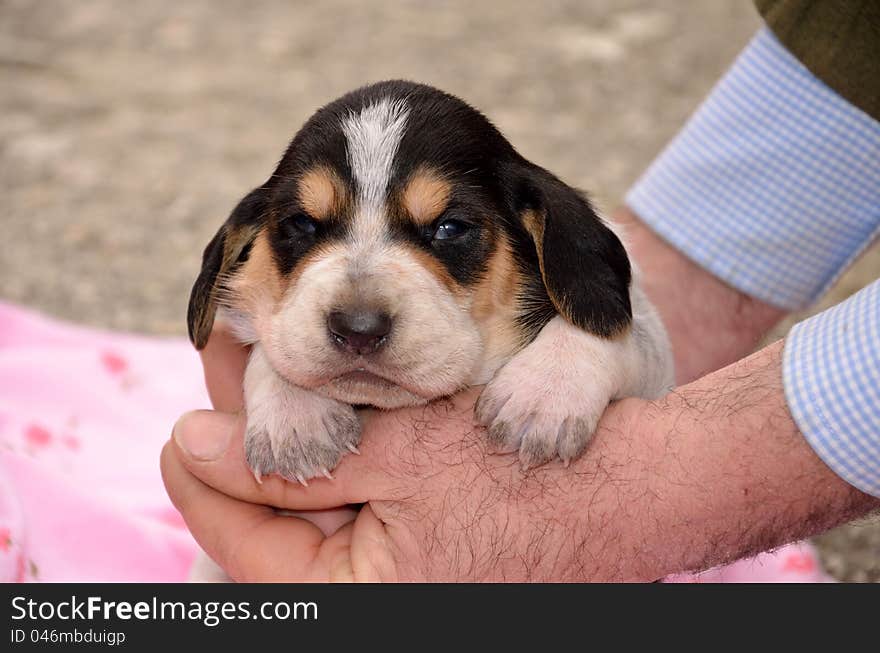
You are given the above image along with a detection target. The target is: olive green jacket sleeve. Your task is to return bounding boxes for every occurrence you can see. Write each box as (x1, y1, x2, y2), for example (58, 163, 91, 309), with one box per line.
(755, 0, 879, 121)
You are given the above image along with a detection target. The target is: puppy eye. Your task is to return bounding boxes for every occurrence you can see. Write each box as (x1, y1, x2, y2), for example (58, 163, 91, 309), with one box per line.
(284, 213, 317, 236)
(432, 218, 469, 241)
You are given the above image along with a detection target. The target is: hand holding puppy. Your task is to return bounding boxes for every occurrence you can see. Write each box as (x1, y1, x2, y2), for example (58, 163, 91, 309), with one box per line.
(164, 321, 661, 582)
(161, 313, 873, 582)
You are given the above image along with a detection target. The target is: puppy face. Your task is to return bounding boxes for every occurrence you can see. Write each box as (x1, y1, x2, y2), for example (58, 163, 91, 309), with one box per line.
(189, 81, 632, 409)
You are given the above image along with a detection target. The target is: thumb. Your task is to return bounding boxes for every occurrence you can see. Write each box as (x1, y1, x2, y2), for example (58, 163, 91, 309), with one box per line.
(170, 409, 388, 509)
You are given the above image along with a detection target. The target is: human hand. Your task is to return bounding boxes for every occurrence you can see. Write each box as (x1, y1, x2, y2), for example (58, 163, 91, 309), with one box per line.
(163, 327, 876, 582)
(163, 323, 662, 581)
(162, 393, 662, 582)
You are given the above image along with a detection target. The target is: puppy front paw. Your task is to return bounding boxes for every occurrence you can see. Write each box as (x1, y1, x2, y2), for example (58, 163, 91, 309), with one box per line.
(474, 317, 619, 470)
(476, 374, 608, 470)
(244, 394, 360, 485)
(244, 347, 361, 485)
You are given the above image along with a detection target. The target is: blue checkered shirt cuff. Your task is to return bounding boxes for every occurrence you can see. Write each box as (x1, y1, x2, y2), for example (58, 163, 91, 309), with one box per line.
(784, 281, 880, 497)
(626, 27, 880, 311)
(625, 27, 880, 497)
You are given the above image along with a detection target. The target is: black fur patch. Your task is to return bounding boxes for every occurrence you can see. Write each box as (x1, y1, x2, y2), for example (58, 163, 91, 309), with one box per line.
(187, 188, 267, 349)
(505, 162, 632, 338)
(267, 206, 348, 277)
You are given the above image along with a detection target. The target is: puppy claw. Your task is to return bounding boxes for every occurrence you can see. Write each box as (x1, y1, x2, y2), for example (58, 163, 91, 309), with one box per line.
(346, 443, 361, 455)
(252, 469, 263, 485)
(295, 473, 309, 487)
(485, 421, 508, 451)
(321, 467, 334, 480)
(474, 391, 512, 427)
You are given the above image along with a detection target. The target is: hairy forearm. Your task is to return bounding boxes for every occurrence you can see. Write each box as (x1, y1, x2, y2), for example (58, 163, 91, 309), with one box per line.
(584, 338, 878, 579)
(614, 206, 787, 384)
(383, 339, 874, 581)
(355, 339, 876, 581)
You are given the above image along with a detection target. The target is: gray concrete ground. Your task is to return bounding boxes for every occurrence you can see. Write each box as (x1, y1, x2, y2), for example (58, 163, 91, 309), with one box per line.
(1, 0, 877, 580)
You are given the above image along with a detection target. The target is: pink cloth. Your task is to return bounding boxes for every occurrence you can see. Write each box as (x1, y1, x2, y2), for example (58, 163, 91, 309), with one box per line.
(0, 301, 833, 582)
(0, 302, 206, 581)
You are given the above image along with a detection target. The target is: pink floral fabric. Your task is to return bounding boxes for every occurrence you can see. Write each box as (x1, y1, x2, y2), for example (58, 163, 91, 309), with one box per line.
(0, 302, 205, 581)
(0, 301, 832, 582)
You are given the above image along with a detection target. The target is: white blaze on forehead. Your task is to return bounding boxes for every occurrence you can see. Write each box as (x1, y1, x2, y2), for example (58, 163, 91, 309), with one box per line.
(342, 97, 410, 245)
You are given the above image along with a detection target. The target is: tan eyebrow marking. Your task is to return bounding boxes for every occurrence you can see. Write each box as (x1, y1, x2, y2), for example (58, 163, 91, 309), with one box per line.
(297, 166, 344, 220)
(401, 167, 452, 225)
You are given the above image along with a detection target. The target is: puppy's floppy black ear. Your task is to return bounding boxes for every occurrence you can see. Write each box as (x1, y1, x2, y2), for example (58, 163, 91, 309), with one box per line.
(187, 188, 267, 349)
(512, 164, 632, 337)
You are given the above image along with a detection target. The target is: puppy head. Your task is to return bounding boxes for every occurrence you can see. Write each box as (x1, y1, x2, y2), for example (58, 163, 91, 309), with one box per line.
(188, 81, 631, 408)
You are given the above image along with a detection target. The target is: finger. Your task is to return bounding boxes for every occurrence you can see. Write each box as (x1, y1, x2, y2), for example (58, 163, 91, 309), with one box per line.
(171, 409, 396, 510)
(279, 506, 360, 536)
(161, 440, 326, 581)
(199, 319, 249, 412)
(350, 503, 399, 582)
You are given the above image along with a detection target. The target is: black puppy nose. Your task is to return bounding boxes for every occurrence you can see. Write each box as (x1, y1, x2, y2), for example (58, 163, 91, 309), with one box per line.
(327, 309, 392, 355)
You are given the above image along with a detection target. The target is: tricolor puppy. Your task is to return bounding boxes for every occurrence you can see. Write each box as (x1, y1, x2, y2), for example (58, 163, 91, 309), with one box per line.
(188, 80, 673, 483)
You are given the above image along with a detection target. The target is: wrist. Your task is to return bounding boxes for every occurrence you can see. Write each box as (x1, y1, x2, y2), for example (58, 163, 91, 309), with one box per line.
(613, 206, 786, 383)
(639, 340, 878, 576)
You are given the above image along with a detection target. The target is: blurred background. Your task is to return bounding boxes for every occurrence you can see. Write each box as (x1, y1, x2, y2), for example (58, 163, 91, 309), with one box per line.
(1, 0, 877, 580)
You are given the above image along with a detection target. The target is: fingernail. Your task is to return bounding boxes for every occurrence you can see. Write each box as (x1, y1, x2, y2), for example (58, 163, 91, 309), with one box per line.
(172, 410, 236, 461)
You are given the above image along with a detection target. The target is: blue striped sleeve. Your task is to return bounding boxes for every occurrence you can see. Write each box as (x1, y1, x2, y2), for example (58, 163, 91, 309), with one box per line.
(784, 281, 880, 497)
(624, 26, 880, 497)
(625, 27, 880, 311)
